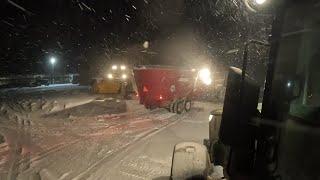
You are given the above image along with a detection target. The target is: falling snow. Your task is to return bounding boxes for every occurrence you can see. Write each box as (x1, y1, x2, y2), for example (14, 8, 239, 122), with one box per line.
(1, 0, 271, 87)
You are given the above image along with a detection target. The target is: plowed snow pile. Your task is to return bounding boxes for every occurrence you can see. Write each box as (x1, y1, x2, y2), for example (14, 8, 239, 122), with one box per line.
(0, 84, 99, 125)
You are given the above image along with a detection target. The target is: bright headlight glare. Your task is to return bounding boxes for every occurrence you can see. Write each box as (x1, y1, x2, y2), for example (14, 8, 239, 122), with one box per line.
(199, 68, 210, 79)
(112, 65, 118, 70)
(107, 74, 113, 79)
(122, 74, 127, 79)
(203, 78, 212, 85)
(199, 68, 212, 85)
(255, 0, 266, 5)
(120, 65, 126, 70)
(209, 115, 214, 122)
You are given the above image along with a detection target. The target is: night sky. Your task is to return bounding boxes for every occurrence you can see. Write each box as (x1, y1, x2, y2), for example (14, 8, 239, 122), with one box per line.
(0, 0, 270, 76)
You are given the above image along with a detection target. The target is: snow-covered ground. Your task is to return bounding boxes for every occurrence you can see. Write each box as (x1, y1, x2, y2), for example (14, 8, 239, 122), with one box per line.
(88, 102, 222, 180)
(0, 84, 97, 125)
(0, 84, 223, 180)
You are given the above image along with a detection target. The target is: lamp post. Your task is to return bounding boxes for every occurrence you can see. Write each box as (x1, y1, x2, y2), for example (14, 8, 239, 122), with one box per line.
(50, 57, 56, 84)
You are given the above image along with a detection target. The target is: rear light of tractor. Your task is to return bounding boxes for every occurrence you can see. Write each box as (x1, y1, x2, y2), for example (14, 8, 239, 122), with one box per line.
(143, 86, 148, 92)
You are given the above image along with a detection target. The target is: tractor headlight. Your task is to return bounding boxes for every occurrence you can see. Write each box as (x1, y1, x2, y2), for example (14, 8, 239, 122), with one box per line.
(120, 65, 126, 70)
(244, 0, 269, 12)
(209, 114, 214, 122)
(255, 0, 266, 5)
(107, 73, 113, 79)
(199, 68, 212, 86)
(112, 65, 118, 70)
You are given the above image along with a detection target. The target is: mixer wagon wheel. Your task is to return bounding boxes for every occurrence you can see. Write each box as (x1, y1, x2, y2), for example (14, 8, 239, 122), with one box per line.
(176, 101, 184, 114)
(184, 99, 192, 112)
(144, 103, 151, 110)
(171, 101, 176, 113)
(144, 103, 148, 109)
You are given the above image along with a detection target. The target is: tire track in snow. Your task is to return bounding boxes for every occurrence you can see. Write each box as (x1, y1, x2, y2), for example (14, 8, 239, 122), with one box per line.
(12, 107, 175, 179)
(82, 112, 183, 180)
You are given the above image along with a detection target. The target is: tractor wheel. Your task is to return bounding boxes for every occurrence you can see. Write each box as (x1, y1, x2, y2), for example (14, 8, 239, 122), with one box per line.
(184, 99, 192, 112)
(176, 101, 184, 114)
(144, 103, 151, 110)
(171, 101, 177, 113)
(167, 102, 173, 112)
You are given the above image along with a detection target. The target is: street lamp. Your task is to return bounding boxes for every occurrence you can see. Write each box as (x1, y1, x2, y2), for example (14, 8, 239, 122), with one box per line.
(50, 57, 56, 65)
(49, 57, 57, 84)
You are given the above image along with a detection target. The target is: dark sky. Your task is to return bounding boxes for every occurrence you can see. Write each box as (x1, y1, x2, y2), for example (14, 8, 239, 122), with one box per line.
(1, 0, 154, 75)
(0, 0, 269, 76)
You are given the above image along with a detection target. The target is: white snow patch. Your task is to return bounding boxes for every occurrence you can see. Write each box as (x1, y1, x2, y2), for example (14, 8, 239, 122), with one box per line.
(0, 84, 97, 124)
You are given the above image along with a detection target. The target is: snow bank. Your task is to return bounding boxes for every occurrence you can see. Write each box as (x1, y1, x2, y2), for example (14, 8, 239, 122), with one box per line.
(0, 84, 98, 125)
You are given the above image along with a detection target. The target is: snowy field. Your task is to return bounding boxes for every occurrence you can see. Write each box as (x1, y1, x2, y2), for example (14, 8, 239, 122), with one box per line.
(0, 84, 223, 180)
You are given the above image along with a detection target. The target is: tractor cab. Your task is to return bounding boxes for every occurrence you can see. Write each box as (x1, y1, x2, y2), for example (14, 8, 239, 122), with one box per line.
(170, 0, 320, 179)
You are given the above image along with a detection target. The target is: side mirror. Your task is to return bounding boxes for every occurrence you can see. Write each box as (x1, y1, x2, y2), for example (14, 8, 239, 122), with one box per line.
(170, 142, 213, 180)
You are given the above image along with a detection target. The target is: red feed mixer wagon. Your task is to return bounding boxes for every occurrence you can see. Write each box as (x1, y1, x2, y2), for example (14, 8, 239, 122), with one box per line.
(133, 65, 198, 114)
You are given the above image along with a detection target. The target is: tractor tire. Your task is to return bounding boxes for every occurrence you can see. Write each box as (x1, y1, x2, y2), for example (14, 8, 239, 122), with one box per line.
(171, 101, 177, 113)
(184, 99, 192, 112)
(144, 103, 151, 110)
(176, 101, 184, 114)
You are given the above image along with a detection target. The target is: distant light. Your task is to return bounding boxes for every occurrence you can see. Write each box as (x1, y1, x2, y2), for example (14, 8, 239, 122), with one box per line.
(255, 0, 266, 5)
(287, 81, 292, 88)
(107, 73, 113, 79)
(122, 74, 127, 79)
(50, 57, 56, 65)
(191, 68, 196, 72)
(143, 41, 149, 49)
(112, 65, 118, 70)
(120, 65, 126, 70)
(159, 95, 163, 100)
